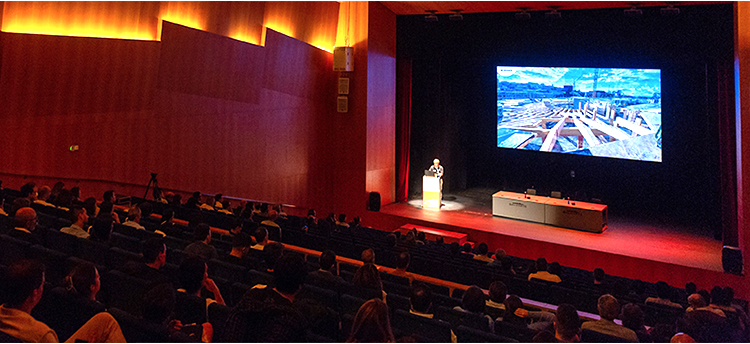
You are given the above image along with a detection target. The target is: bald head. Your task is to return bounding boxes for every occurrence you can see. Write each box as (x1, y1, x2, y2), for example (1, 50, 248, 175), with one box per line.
(687, 294, 706, 309)
(14, 207, 37, 231)
(597, 294, 620, 321)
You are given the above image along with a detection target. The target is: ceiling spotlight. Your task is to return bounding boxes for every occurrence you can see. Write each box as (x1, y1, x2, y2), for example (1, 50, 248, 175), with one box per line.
(624, 5, 643, 17)
(545, 7, 562, 20)
(425, 10, 438, 22)
(515, 7, 531, 20)
(660, 5, 680, 17)
(449, 9, 463, 21)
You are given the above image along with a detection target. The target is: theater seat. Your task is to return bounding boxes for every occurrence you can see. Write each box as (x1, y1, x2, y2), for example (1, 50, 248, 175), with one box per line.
(392, 309, 453, 343)
(207, 302, 232, 343)
(455, 325, 518, 343)
(580, 328, 630, 343)
(108, 307, 170, 343)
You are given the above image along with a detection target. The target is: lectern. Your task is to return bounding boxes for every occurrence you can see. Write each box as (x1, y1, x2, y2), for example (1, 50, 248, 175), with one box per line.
(422, 175, 441, 209)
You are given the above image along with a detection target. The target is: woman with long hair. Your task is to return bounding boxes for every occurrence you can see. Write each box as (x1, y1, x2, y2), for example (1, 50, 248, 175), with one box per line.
(347, 299, 394, 343)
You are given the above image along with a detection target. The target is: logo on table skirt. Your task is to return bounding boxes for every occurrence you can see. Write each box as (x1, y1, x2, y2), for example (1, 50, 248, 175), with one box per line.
(509, 202, 527, 208)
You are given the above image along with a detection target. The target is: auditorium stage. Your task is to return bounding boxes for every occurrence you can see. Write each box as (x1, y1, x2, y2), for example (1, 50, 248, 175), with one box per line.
(366, 188, 749, 299)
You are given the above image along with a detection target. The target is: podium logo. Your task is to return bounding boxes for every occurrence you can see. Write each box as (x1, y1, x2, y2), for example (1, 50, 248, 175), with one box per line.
(509, 202, 527, 208)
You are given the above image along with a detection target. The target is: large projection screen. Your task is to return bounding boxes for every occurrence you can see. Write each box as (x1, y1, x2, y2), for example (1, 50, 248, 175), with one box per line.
(497, 66, 661, 162)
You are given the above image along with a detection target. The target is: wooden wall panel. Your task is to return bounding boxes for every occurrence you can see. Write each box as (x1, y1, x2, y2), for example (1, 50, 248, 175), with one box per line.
(263, 1, 339, 50)
(158, 21, 263, 104)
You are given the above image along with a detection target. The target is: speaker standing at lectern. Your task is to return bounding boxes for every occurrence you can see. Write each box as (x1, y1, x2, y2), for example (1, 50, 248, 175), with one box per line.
(428, 158, 444, 188)
(423, 159, 443, 209)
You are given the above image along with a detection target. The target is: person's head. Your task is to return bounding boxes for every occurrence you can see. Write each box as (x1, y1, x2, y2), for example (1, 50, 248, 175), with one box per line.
(697, 289, 711, 305)
(307, 209, 316, 218)
(204, 195, 215, 207)
(91, 216, 114, 242)
(548, 262, 562, 276)
(194, 223, 211, 243)
(361, 248, 375, 264)
(461, 285, 486, 313)
(723, 287, 735, 306)
(20, 182, 37, 200)
(142, 283, 176, 324)
(37, 186, 51, 201)
(260, 203, 269, 213)
(142, 238, 167, 268)
(82, 197, 97, 217)
(656, 281, 674, 299)
(671, 333, 696, 343)
(263, 242, 285, 271)
(352, 263, 382, 292)
(685, 282, 697, 296)
(51, 182, 65, 196)
(14, 207, 37, 231)
(69, 205, 88, 226)
(385, 234, 397, 247)
(710, 286, 724, 306)
(449, 242, 460, 255)
(161, 208, 174, 222)
(274, 252, 307, 295)
(214, 194, 222, 203)
(319, 250, 337, 271)
(433, 158, 440, 167)
(231, 233, 253, 257)
(254, 227, 268, 245)
(495, 249, 507, 260)
(268, 210, 278, 221)
(597, 294, 620, 321)
(593, 268, 605, 283)
(179, 256, 207, 295)
(500, 255, 513, 271)
(504, 294, 524, 314)
(127, 205, 142, 223)
(70, 186, 80, 200)
(103, 190, 115, 203)
(171, 194, 182, 205)
(476, 242, 489, 256)
(554, 303, 581, 342)
(535, 257, 548, 272)
(410, 283, 433, 313)
(489, 281, 508, 303)
(687, 293, 706, 309)
(67, 262, 100, 300)
(3, 259, 45, 310)
(98, 201, 114, 216)
(462, 243, 472, 253)
(347, 299, 394, 343)
(192, 191, 201, 200)
(621, 303, 645, 331)
(416, 231, 425, 242)
(396, 250, 411, 270)
(338, 213, 347, 223)
(55, 189, 73, 208)
(10, 198, 31, 216)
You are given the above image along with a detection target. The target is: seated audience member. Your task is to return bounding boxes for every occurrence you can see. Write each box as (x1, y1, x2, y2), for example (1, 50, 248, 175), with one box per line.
(410, 283, 434, 317)
(531, 303, 581, 343)
(69, 187, 81, 205)
(390, 250, 415, 281)
(60, 206, 90, 239)
(176, 256, 226, 324)
(122, 238, 172, 287)
(251, 227, 269, 252)
(184, 193, 200, 209)
(81, 197, 98, 218)
(0, 259, 125, 343)
(224, 253, 309, 342)
(184, 223, 218, 262)
(347, 299, 395, 343)
(473, 242, 494, 263)
(122, 205, 146, 230)
(671, 333, 696, 343)
(685, 282, 697, 296)
(223, 233, 254, 267)
(621, 303, 652, 343)
(170, 193, 182, 206)
(488, 249, 507, 268)
(646, 281, 684, 309)
(102, 190, 116, 205)
(361, 248, 376, 265)
(141, 283, 213, 343)
(95, 200, 119, 223)
(528, 257, 562, 283)
(33, 186, 55, 207)
(53, 189, 73, 210)
(212, 194, 223, 209)
(335, 213, 349, 228)
(20, 182, 38, 201)
(273, 204, 287, 219)
(199, 195, 215, 211)
(301, 216, 316, 232)
(581, 294, 638, 342)
(307, 249, 345, 287)
(401, 230, 417, 246)
(353, 263, 386, 301)
(502, 295, 531, 327)
(385, 233, 397, 248)
(454, 285, 494, 328)
(62, 262, 104, 306)
(9, 207, 42, 245)
(48, 182, 65, 205)
(486, 281, 508, 319)
(261, 210, 282, 241)
(159, 208, 181, 236)
(259, 242, 285, 274)
(415, 231, 426, 245)
(686, 293, 725, 317)
(89, 217, 114, 243)
(0, 196, 7, 217)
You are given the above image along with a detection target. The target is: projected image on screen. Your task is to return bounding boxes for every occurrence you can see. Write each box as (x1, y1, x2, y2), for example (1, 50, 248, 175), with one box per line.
(497, 66, 661, 162)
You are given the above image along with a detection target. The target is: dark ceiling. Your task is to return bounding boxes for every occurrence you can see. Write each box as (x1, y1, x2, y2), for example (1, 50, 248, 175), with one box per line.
(379, 1, 727, 15)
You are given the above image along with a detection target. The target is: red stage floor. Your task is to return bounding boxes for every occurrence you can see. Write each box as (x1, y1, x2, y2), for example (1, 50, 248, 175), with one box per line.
(364, 189, 749, 299)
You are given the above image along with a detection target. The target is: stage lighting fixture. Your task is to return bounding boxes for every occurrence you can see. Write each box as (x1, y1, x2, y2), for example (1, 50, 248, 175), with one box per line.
(660, 5, 680, 17)
(624, 5, 643, 17)
(425, 10, 438, 22)
(449, 9, 463, 21)
(545, 7, 561, 20)
(515, 8, 531, 20)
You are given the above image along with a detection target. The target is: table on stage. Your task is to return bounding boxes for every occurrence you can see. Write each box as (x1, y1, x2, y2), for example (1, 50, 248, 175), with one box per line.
(492, 191, 608, 233)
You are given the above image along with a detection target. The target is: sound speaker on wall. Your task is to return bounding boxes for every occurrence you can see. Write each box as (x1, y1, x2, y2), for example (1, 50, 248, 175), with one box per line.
(368, 192, 381, 211)
(333, 46, 353, 72)
(722, 246, 743, 275)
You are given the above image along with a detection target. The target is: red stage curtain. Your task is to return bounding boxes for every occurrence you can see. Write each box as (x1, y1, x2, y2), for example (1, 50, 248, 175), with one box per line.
(396, 58, 413, 202)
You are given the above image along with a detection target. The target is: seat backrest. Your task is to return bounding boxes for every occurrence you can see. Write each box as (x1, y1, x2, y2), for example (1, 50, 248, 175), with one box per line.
(107, 307, 170, 343)
(455, 325, 518, 343)
(207, 259, 248, 282)
(393, 309, 453, 343)
(207, 302, 232, 343)
(580, 328, 630, 343)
